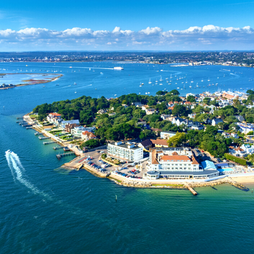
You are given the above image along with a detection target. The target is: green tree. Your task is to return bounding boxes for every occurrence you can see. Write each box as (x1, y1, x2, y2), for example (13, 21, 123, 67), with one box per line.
(81, 139, 100, 149)
(187, 95, 196, 103)
(172, 104, 188, 117)
(169, 89, 180, 95)
(167, 132, 186, 147)
(139, 129, 157, 140)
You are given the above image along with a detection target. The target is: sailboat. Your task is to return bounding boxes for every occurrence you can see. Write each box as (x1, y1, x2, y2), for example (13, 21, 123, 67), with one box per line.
(148, 78, 152, 84)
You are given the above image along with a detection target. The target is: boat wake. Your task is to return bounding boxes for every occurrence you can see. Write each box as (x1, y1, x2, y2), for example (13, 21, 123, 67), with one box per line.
(5, 150, 52, 200)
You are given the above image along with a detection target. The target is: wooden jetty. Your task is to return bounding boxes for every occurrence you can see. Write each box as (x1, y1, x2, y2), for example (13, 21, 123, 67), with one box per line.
(26, 126, 33, 129)
(43, 141, 56, 145)
(56, 152, 75, 159)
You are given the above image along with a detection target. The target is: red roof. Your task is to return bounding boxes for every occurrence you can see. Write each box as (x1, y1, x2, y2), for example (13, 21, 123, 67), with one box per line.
(160, 155, 191, 162)
(49, 112, 61, 117)
(151, 139, 168, 146)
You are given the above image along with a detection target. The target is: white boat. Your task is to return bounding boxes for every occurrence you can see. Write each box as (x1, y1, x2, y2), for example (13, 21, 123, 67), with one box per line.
(114, 67, 124, 70)
(148, 78, 152, 84)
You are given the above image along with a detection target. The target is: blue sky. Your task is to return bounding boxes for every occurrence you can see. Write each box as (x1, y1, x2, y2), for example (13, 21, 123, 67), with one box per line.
(1, 0, 254, 51)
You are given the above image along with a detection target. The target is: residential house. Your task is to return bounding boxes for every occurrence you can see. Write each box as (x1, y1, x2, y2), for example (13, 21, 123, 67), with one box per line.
(145, 108, 157, 115)
(160, 131, 176, 139)
(65, 123, 80, 133)
(235, 115, 245, 122)
(212, 118, 223, 126)
(81, 131, 97, 142)
(61, 119, 80, 129)
(47, 113, 62, 126)
(138, 139, 153, 151)
(151, 139, 168, 148)
(160, 114, 172, 121)
(237, 123, 254, 134)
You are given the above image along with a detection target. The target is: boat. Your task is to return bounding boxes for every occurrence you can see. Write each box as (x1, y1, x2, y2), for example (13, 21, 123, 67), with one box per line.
(74, 82, 77, 85)
(139, 82, 144, 87)
(148, 78, 152, 84)
(113, 67, 124, 70)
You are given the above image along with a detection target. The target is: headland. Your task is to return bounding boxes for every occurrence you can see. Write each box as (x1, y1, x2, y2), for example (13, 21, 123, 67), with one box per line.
(19, 87, 254, 195)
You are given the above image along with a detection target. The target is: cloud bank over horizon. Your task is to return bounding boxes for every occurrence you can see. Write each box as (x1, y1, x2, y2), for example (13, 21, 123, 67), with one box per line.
(0, 25, 254, 51)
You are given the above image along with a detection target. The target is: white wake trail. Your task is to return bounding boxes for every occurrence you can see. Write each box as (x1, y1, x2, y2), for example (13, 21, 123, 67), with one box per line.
(5, 151, 15, 180)
(6, 151, 52, 200)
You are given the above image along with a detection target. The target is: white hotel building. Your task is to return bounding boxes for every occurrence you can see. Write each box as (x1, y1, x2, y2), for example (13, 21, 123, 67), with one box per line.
(146, 147, 219, 179)
(107, 141, 143, 162)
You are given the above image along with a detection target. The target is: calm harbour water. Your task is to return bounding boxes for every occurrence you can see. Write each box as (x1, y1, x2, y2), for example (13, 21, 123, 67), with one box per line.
(1, 62, 254, 254)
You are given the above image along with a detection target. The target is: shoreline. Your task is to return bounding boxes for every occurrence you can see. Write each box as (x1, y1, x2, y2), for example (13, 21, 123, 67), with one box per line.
(23, 114, 254, 194)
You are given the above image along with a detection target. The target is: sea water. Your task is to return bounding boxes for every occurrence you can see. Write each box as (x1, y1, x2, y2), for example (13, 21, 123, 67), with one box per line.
(1, 62, 254, 254)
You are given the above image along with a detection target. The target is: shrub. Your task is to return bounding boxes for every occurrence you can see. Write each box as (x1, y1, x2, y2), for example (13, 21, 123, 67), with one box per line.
(224, 153, 247, 166)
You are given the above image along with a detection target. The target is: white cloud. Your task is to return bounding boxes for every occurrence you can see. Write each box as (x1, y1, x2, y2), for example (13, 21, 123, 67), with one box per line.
(0, 25, 253, 50)
(140, 27, 162, 35)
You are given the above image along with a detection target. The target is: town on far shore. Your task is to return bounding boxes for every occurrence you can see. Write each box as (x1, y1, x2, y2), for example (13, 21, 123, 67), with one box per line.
(19, 88, 254, 192)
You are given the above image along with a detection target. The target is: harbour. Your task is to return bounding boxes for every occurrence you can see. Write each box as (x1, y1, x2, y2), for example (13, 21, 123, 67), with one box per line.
(1, 61, 254, 254)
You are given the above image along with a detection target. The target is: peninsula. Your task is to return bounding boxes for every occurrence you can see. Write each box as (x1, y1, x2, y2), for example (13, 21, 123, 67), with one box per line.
(21, 89, 254, 193)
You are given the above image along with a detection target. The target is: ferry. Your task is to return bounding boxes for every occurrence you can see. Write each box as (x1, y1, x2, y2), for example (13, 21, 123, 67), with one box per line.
(113, 67, 124, 70)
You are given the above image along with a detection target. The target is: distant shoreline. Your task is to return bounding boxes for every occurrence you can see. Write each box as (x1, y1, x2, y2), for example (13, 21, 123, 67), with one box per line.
(0, 73, 63, 90)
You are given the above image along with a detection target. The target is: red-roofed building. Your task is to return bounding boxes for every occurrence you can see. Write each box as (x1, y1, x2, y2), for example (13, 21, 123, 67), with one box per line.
(81, 131, 97, 141)
(47, 112, 62, 126)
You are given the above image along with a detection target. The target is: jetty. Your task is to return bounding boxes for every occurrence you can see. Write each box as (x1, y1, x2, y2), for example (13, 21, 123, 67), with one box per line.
(185, 184, 198, 195)
(56, 152, 75, 159)
(228, 180, 249, 191)
(43, 141, 56, 145)
(38, 136, 50, 140)
(53, 146, 63, 150)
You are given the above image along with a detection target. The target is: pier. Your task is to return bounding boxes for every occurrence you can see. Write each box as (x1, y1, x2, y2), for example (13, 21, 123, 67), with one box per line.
(53, 146, 63, 150)
(56, 152, 75, 159)
(43, 141, 56, 145)
(38, 136, 50, 140)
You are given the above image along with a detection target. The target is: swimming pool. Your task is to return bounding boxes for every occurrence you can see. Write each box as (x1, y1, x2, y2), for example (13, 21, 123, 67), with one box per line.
(218, 168, 234, 172)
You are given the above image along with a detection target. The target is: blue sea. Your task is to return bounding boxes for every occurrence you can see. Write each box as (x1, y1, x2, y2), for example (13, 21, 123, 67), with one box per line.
(1, 61, 254, 254)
